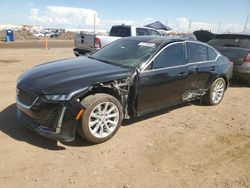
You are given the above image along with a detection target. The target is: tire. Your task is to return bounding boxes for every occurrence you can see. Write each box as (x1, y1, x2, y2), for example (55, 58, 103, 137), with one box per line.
(77, 94, 123, 144)
(203, 77, 226, 105)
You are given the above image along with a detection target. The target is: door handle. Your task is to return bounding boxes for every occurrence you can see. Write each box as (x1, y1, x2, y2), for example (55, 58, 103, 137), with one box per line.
(210, 66, 216, 71)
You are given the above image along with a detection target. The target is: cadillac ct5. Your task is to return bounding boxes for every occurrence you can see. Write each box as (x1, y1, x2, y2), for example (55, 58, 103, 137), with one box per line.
(16, 36, 233, 144)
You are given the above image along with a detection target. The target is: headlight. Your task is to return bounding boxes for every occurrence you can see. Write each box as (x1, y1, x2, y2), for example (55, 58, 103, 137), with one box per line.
(45, 87, 89, 102)
(45, 94, 69, 101)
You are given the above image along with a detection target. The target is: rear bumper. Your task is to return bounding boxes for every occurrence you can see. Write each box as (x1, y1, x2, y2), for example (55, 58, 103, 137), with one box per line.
(73, 48, 91, 56)
(233, 63, 250, 82)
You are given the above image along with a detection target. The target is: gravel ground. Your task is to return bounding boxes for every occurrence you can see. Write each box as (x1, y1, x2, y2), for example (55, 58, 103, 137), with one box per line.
(0, 40, 73, 49)
(0, 47, 249, 188)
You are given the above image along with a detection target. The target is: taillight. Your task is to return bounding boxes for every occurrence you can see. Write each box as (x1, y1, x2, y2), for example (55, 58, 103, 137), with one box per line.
(245, 51, 250, 62)
(94, 37, 101, 49)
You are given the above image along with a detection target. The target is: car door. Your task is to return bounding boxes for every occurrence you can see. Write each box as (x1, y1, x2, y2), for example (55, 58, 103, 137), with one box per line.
(186, 42, 219, 90)
(137, 42, 189, 115)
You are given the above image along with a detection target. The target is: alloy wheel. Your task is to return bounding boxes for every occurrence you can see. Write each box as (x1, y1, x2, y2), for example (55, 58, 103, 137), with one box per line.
(211, 79, 225, 104)
(88, 102, 119, 138)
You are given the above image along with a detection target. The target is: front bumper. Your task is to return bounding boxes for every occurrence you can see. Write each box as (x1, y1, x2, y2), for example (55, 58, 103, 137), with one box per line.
(16, 96, 83, 142)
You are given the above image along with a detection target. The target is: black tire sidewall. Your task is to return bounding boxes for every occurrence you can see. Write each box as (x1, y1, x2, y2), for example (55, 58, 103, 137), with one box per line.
(80, 94, 123, 144)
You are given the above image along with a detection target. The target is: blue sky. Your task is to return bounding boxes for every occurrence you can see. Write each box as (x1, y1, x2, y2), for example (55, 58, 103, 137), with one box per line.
(0, 0, 250, 32)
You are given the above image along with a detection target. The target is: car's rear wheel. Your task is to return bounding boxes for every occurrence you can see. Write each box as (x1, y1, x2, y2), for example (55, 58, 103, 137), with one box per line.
(203, 77, 226, 105)
(77, 94, 123, 144)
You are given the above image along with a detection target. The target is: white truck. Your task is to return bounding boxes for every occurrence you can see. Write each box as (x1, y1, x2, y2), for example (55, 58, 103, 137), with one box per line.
(73, 25, 162, 56)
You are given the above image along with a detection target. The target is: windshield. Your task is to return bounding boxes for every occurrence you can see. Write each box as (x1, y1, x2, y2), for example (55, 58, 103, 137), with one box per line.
(89, 39, 160, 68)
(208, 34, 250, 49)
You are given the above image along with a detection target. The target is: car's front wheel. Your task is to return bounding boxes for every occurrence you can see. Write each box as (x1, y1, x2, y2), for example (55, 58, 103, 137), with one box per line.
(203, 77, 226, 105)
(77, 94, 123, 144)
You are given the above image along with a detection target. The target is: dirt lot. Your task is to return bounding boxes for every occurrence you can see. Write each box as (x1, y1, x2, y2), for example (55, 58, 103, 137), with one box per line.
(0, 40, 73, 49)
(0, 45, 249, 188)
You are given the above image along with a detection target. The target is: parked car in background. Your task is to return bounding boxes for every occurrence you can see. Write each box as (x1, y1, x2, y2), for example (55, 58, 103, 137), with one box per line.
(33, 31, 45, 37)
(194, 31, 250, 84)
(73, 25, 162, 56)
(17, 37, 233, 144)
(207, 33, 250, 84)
(33, 31, 61, 38)
(43, 31, 55, 37)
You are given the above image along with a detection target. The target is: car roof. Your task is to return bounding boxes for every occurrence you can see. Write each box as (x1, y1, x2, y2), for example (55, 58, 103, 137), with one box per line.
(216, 33, 250, 37)
(121, 36, 185, 45)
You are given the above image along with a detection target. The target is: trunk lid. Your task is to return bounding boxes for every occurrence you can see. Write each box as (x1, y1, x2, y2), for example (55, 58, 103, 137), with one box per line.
(212, 46, 249, 65)
(74, 33, 96, 52)
(193, 30, 215, 42)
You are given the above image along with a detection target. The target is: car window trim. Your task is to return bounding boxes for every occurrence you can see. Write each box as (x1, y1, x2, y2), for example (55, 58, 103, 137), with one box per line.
(186, 41, 220, 63)
(141, 41, 220, 73)
(141, 41, 186, 72)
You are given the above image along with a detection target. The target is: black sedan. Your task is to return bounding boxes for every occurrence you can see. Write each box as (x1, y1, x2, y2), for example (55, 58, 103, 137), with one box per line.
(208, 33, 250, 84)
(16, 37, 233, 144)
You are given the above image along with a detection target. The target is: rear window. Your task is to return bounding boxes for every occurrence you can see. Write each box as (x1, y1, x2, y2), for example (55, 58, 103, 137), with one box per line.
(208, 47, 218, 61)
(109, 26, 131, 37)
(187, 42, 208, 63)
(148, 29, 161, 36)
(136, 28, 148, 36)
(208, 34, 250, 49)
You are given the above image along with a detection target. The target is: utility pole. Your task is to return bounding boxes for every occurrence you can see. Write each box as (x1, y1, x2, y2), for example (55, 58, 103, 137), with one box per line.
(93, 10, 96, 34)
(166, 20, 168, 27)
(37, 19, 40, 31)
(188, 19, 192, 33)
(218, 22, 221, 33)
(244, 14, 249, 32)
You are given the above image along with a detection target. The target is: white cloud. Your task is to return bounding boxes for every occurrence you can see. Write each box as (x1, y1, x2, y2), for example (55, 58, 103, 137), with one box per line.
(169, 17, 244, 33)
(28, 7, 245, 34)
(29, 6, 100, 27)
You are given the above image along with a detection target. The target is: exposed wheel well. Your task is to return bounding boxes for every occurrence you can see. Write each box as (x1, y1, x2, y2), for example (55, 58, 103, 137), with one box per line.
(82, 87, 122, 103)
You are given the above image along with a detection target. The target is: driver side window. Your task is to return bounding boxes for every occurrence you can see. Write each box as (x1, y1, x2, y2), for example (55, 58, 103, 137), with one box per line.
(153, 43, 186, 69)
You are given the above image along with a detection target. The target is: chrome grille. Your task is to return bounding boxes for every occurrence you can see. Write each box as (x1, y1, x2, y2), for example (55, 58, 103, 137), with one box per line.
(17, 88, 38, 107)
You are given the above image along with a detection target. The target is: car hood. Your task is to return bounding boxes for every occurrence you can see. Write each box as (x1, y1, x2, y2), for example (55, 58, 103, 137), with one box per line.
(18, 57, 132, 94)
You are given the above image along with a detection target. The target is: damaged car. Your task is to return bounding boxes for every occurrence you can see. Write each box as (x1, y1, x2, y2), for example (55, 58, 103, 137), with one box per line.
(16, 36, 233, 144)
